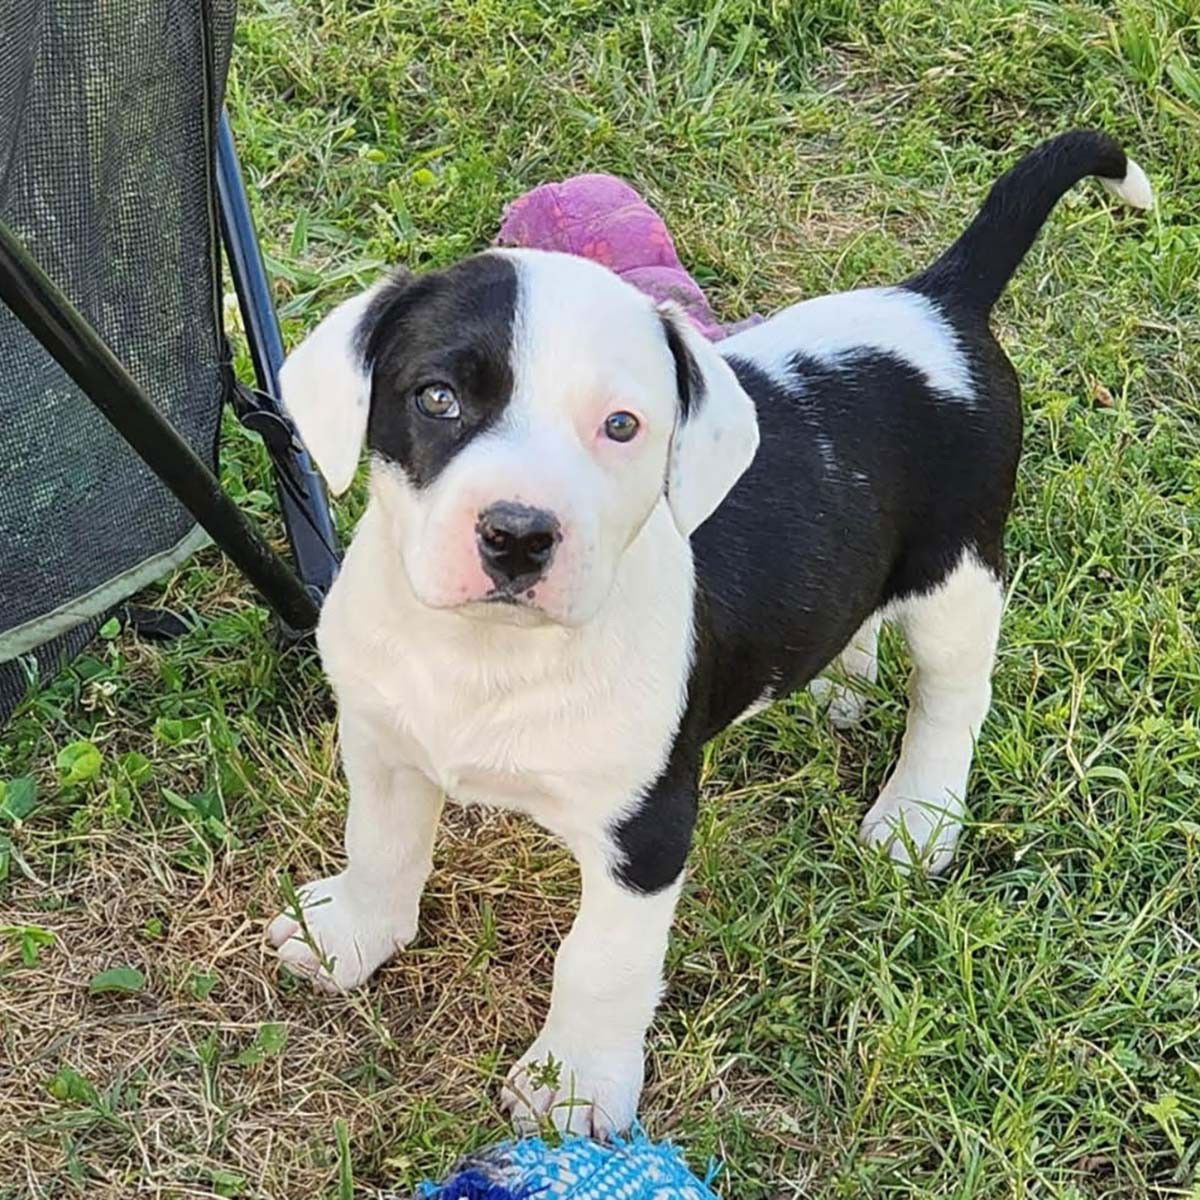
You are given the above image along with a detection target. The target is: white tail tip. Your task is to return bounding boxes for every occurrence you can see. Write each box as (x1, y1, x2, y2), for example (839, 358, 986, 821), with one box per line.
(1101, 158, 1154, 210)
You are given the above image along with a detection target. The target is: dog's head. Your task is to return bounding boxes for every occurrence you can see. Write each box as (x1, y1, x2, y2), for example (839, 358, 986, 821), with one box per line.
(280, 249, 758, 627)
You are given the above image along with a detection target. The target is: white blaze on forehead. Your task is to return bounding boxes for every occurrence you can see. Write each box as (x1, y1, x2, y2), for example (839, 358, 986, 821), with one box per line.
(495, 249, 677, 426)
(723, 286, 975, 403)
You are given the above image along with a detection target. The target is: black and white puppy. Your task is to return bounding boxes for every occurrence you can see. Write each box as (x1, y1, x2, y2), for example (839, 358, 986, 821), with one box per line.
(268, 132, 1152, 1135)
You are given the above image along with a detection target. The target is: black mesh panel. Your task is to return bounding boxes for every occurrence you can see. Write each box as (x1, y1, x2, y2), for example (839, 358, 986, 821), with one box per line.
(0, 0, 237, 720)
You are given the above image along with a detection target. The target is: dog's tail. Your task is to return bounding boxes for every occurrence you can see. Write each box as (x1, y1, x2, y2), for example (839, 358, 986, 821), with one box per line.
(908, 130, 1153, 315)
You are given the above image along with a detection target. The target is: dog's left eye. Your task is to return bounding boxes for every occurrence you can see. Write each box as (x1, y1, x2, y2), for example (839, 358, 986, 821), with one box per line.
(414, 383, 460, 419)
(604, 411, 640, 443)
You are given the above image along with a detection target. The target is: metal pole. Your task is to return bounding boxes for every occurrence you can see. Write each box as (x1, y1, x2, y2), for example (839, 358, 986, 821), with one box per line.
(0, 218, 320, 633)
(216, 110, 340, 599)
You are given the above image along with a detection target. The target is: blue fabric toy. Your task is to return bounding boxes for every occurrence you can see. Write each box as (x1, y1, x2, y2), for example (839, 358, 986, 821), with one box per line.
(407, 1128, 723, 1200)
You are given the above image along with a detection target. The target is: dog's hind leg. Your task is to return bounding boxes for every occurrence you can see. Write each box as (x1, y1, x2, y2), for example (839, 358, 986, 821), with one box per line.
(860, 552, 1002, 873)
(810, 613, 881, 729)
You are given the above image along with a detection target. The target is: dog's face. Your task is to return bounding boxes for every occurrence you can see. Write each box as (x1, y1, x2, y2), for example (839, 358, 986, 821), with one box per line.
(281, 249, 758, 627)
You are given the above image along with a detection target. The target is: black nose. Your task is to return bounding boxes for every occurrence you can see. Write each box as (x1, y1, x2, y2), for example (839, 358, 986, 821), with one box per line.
(476, 502, 561, 588)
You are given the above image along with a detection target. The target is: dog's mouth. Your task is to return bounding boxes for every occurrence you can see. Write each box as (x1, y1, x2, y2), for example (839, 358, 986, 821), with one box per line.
(459, 592, 555, 627)
(432, 581, 555, 626)
(484, 585, 539, 607)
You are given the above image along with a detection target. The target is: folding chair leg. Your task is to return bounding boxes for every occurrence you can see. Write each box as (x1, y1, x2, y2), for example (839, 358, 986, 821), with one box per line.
(216, 110, 341, 602)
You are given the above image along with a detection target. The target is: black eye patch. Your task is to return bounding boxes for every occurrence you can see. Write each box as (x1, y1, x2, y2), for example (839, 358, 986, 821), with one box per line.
(362, 254, 518, 489)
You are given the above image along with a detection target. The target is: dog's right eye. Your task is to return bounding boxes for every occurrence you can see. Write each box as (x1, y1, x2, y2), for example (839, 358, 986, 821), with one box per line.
(414, 383, 460, 419)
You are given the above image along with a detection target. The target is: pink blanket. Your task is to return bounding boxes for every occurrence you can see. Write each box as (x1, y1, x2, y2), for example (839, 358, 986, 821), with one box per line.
(495, 174, 761, 341)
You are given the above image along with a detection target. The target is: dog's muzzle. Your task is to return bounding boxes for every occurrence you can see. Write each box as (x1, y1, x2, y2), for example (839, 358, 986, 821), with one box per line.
(476, 501, 561, 595)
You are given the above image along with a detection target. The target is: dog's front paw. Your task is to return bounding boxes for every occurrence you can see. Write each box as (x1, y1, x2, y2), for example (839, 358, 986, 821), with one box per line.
(860, 782, 962, 875)
(266, 872, 415, 993)
(501, 1029, 644, 1138)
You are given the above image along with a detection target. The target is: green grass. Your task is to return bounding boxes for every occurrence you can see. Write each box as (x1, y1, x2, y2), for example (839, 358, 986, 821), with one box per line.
(3, 1, 1200, 1196)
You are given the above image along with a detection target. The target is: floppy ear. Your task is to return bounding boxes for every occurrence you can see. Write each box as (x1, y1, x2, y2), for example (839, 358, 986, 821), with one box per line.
(660, 306, 760, 537)
(279, 279, 391, 496)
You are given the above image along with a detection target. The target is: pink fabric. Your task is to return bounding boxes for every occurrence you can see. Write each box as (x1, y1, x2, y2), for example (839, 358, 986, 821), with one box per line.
(495, 174, 761, 341)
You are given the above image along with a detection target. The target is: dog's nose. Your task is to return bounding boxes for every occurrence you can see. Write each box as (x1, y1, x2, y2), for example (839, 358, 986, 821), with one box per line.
(476, 502, 561, 587)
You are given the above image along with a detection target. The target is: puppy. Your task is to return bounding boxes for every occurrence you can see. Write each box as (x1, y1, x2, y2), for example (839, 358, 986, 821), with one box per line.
(268, 131, 1152, 1135)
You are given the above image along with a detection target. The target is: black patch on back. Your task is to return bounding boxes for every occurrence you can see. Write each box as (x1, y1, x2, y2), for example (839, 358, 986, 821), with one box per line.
(362, 253, 519, 488)
(660, 313, 703, 421)
(681, 330, 1018, 740)
(611, 318, 1022, 894)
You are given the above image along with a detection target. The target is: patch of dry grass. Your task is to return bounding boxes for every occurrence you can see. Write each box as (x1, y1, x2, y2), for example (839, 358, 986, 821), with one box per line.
(3, 801, 580, 1197)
